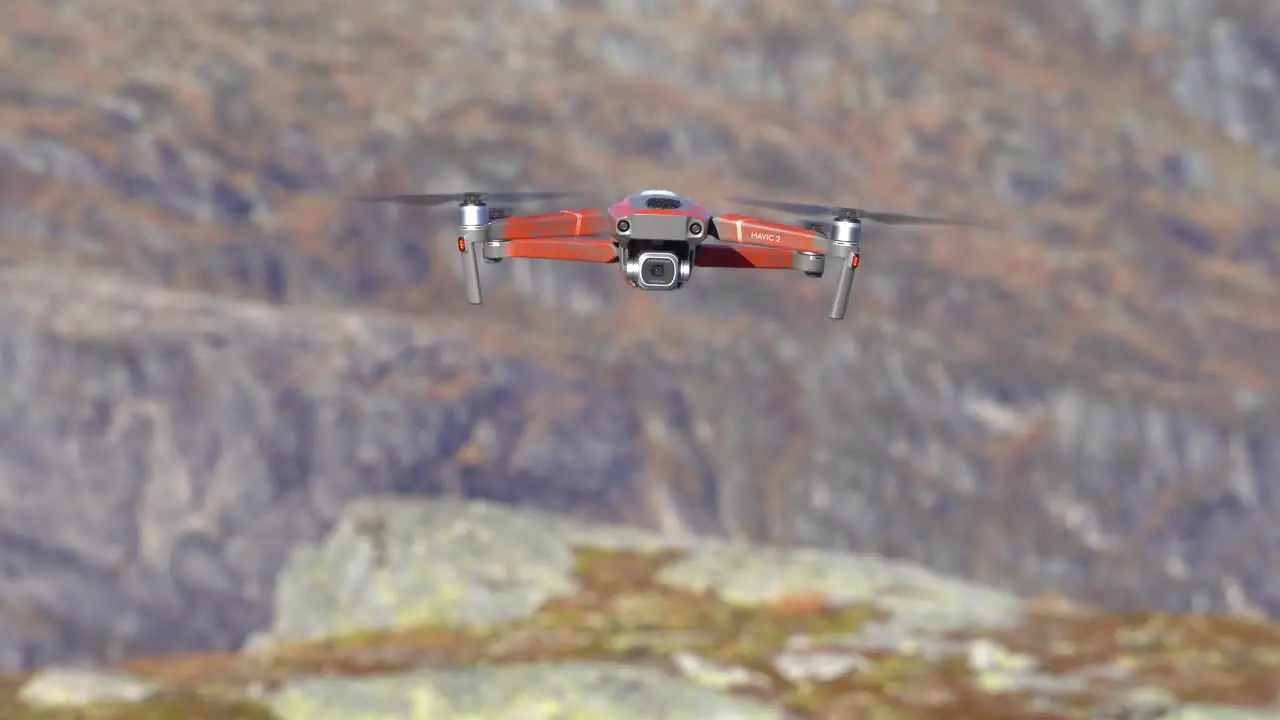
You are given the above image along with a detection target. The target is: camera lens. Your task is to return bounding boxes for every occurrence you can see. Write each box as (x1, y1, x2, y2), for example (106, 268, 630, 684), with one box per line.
(638, 254, 677, 288)
(617, 219, 630, 232)
(688, 222, 702, 235)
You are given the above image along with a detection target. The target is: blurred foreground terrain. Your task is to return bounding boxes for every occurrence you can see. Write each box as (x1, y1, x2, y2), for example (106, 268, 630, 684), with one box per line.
(9, 498, 1280, 719)
(0, 0, 1279, 695)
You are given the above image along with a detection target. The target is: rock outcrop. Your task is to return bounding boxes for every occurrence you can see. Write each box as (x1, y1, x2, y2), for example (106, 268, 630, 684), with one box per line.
(10, 497, 1280, 719)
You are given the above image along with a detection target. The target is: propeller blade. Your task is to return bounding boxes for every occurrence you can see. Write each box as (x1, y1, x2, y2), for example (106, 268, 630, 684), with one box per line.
(859, 211, 981, 227)
(354, 192, 464, 207)
(727, 196, 984, 227)
(726, 197, 835, 216)
(354, 190, 578, 207)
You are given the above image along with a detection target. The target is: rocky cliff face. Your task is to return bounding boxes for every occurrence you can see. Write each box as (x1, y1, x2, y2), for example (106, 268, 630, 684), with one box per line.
(0, 0, 1278, 670)
(0, 268, 656, 668)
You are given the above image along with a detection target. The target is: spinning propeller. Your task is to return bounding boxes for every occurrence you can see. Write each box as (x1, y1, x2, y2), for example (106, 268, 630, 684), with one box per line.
(354, 189, 580, 304)
(355, 190, 578, 207)
(727, 197, 985, 320)
(726, 197, 983, 227)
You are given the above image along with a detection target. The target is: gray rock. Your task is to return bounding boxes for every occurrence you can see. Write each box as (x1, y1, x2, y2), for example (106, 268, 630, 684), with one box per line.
(267, 496, 668, 643)
(1, 259, 1278, 673)
(266, 661, 788, 720)
(0, 266, 646, 670)
(263, 496, 1025, 648)
(656, 541, 1022, 634)
(1088, 687, 1280, 720)
(770, 649, 870, 684)
(1166, 708, 1280, 720)
(17, 666, 157, 709)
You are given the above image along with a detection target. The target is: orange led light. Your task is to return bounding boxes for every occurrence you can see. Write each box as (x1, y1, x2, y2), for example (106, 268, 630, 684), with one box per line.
(457, 237, 466, 252)
(850, 254, 860, 268)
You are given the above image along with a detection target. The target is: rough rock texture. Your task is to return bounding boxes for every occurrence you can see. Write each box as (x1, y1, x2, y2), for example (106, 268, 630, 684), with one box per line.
(266, 663, 790, 720)
(10, 498, 1280, 719)
(0, 267, 648, 669)
(260, 497, 1022, 647)
(16, 667, 157, 710)
(0, 0, 1279, 671)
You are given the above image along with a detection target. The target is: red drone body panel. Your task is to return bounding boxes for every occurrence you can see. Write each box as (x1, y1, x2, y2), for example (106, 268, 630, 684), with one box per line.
(356, 188, 980, 320)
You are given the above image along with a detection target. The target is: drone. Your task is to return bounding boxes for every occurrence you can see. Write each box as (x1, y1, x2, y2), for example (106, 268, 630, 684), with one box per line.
(356, 188, 980, 320)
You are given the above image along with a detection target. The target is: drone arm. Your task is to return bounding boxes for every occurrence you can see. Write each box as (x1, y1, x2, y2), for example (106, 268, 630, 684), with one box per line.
(489, 209, 611, 241)
(487, 237, 620, 264)
(695, 244, 805, 270)
(711, 214, 828, 253)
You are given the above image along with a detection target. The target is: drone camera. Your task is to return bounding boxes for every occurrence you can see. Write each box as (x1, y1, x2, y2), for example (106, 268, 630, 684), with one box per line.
(624, 249, 694, 291)
(616, 217, 631, 234)
(637, 252, 679, 289)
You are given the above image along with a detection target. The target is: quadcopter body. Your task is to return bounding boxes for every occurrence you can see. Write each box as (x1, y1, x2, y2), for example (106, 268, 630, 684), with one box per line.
(357, 188, 979, 320)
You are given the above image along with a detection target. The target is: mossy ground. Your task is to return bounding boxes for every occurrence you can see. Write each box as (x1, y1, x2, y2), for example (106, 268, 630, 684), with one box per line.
(3, 546, 1279, 719)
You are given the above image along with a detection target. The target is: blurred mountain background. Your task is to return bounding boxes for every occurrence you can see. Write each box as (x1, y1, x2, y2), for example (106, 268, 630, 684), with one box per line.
(0, 0, 1277, 670)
